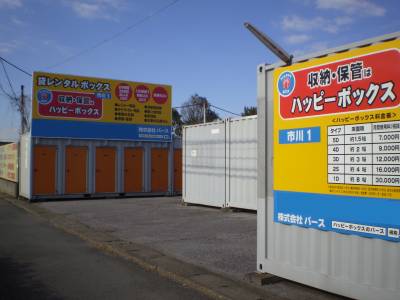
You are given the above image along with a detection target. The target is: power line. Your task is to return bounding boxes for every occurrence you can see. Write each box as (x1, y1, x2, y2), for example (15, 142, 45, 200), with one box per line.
(47, 0, 181, 69)
(172, 104, 200, 109)
(1, 59, 17, 98)
(0, 56, 32, 77)
(173, 102, 241, 117)
(210, 104, 241, 116)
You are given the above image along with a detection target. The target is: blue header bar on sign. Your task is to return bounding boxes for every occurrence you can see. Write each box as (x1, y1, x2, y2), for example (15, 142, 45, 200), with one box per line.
(31, 119, 172, 142)
(279, 126, 321, 144)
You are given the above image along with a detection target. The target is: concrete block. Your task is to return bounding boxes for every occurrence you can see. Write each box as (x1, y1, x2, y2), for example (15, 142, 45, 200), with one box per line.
(244, 272, 283, 285)
(0, 178, 18, 197)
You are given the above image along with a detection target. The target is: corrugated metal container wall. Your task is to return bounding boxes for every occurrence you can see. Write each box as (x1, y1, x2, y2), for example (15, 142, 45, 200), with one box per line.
(172, 137, 182, 194)
(19, 134, 31, 199)
(19, 136, 181, 200)
(227, 117, 257, 210)
(257, 33, 400, 300)
(183, 121, 226, 207)
(183, 116, 257, 210)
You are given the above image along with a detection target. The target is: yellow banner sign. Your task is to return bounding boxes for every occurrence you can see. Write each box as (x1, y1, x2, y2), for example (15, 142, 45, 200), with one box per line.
(274, 39, 400, 200)
(0, 143, 18, 182)
(31, 72, 172, 141)
(272, 38, 400, 242)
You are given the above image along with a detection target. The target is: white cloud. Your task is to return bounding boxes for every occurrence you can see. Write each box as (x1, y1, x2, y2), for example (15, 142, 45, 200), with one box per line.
(282, 15, 323, 32)
(327, 16, 354, 33)
(334, 16, 352, 26)
(316, 0, 386, 17)
(97, 0, 124, 9)
(292, 41, 329, 57)
(67, 0, 126, 20)
(0, 41, 20, 54)
(11, 17, 24, 26)
(72, 2, 104, 19)
(0, 0, 22, 8)
(309, 41, 329, 52)
(285, 34, 311, 44)
(282, 15, 353, 34)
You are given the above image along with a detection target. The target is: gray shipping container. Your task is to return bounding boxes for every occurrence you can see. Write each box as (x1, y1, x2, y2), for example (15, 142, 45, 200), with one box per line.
(182, 116, 257, 210)
(19, 134, 182, 200)
(257, 32, 400, 300)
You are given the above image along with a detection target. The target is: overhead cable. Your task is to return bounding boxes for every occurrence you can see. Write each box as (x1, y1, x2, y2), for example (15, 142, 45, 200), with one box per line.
(210, 104, 241, 116)
(173, 102, 241, 117)
(0, 56, 31, 77)
(47, 0, 181, 69)
(0, 59, 17, 98)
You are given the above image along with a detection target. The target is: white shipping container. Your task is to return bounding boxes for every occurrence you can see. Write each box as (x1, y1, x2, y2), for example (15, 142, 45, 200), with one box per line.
(182, 116, 257, 210)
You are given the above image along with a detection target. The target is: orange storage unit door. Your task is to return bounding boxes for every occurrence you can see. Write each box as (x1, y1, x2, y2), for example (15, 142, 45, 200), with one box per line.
(33, 145, 57, 195)
(65, 146, 87, 194)
(151, 148, 168, 192)
(95, 147, 116, 193)
(174, 149, 182, 192)
(124, 147, 143, 193)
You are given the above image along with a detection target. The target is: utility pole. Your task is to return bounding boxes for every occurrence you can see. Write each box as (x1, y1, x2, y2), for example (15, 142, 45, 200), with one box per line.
(20, 85, 25, 134)
(203, 101, 206, 124)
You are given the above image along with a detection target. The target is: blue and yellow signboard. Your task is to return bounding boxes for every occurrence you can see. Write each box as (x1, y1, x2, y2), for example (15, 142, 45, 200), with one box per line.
(273, 39, 400, 241)
(31, 72, 172, 141)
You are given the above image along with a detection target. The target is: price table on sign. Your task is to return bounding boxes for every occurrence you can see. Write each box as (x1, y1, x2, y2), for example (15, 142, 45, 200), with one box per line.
(328, 121, 400, 187)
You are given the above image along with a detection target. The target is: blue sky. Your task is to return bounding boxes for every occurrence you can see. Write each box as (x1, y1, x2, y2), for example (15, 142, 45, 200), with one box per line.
(0, 0, 399, 141)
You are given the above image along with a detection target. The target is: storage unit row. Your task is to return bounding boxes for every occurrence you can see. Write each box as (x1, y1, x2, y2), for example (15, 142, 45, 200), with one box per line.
(19, 134, 182, 200)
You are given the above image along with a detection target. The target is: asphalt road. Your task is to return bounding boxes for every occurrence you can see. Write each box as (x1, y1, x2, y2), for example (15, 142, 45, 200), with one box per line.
(40, 196, 257, 280)
(39, 197, 346, 300)
(0, 199, 209, 300)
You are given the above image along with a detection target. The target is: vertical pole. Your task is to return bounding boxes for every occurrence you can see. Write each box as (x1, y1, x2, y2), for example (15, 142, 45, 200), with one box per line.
(20, 85, 25, 134)
(203, 101, 206, 124)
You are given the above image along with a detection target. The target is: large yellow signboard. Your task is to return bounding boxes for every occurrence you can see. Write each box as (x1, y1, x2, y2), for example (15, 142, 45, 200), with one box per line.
(273, 39, 400, 241)
(31, 72, 172, 141)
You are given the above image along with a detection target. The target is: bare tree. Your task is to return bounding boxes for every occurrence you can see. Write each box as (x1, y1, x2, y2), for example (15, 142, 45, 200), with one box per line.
(172, 108, 183, 137)
(180, 94, 220, 125)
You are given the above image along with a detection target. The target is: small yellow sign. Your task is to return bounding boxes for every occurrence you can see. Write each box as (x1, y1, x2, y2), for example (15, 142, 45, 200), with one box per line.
(0, 143, 18, 182)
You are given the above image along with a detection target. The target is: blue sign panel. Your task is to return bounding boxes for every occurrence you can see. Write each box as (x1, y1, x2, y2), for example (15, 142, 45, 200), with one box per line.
(279, 127, 320, 144)
(274, 191, 400, 242)
(31, 119, 172, 142)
